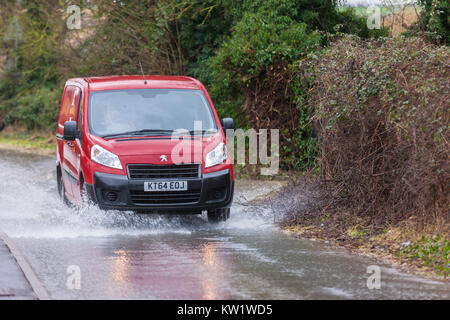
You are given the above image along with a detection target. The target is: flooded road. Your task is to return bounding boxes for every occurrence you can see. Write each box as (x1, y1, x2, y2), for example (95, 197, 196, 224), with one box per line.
(0, 149, 448, 299)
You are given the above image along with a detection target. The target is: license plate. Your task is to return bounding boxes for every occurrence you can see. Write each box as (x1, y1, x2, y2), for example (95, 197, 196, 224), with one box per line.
(144, 181, 188, 192)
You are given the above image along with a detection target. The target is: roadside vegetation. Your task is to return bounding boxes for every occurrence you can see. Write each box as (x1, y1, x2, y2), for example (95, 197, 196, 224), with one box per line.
(0, 0, 386, 167)
(0, 126, 55, 155)
(282, 35, 449, 278)
(396, 235, 449, 277)
(0, 0, 448, 277)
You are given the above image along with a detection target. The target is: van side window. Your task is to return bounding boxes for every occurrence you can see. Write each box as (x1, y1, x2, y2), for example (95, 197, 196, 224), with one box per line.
(58, 86, 75, 127)
(77, 91, 83, 131)
(68, 87, 80, 122)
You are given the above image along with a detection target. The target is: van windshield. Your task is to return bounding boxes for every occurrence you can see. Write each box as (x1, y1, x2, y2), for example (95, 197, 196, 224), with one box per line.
(88, 89, 217, 138)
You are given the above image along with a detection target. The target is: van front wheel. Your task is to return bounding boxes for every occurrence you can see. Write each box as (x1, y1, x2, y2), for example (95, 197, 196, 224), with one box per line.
(207, 208, 230, 223)
(57, 169, 69, 206)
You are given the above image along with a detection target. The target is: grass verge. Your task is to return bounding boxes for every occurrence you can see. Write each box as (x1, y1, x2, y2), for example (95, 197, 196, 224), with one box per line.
(0, 126, 56, 156)
(283, 218, 449, 280)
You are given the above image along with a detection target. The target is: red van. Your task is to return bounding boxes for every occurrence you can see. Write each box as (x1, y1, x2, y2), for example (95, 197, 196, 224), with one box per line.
(56, 76, 234, 222)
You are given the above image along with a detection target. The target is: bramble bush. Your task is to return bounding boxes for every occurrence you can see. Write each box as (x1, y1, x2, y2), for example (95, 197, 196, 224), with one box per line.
(303, 35, 449, 225)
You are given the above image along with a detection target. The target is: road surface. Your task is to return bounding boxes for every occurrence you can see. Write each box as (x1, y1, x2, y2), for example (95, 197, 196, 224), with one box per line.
(0, 149, 448, 299)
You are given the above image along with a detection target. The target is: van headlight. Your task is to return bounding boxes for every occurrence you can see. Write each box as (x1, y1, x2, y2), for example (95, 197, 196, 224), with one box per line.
(205, 142, 228, 168)
(91, 145, 123, 170)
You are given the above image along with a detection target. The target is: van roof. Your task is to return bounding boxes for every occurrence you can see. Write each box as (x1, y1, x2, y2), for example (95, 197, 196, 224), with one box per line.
(67, 75, 203, 91)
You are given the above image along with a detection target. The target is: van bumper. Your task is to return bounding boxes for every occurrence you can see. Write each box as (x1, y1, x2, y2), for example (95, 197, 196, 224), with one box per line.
(86, 169, 234, 214)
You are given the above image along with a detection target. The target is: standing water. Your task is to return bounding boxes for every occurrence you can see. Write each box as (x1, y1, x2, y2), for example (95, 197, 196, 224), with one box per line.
(0, 149, 448, 299)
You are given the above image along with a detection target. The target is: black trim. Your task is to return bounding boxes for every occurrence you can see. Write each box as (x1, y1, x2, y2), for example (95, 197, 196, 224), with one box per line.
(84, 184, 97, 202)
(88, 169, 234, 212)
(126, 163, 201, 180)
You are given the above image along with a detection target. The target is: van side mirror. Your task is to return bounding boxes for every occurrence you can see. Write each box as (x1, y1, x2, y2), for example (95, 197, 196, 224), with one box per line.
(63, 121, 79, 141)
(221, 118, 235, 131)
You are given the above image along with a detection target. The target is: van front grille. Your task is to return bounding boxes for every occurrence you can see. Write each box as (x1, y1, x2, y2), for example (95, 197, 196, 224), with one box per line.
(127, 164, 200, 179)
(130, 190, 201, 205)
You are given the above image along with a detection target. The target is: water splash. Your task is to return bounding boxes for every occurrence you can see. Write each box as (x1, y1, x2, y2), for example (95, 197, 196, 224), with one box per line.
(0, 150, 277, 239)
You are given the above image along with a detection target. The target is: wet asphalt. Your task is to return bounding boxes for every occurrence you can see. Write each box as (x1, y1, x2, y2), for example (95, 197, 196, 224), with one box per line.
(0, 149, 448, 299)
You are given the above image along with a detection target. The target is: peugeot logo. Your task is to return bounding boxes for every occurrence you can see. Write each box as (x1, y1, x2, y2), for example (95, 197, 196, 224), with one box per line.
(160, 155, 168, 162)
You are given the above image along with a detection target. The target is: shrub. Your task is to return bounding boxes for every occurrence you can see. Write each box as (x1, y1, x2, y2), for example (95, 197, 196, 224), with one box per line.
(208, 10, 322, 168)
(417, 0, 449, 44)
(304, 35, 449, 224)
(205, 1, 388, 169)
(0, 1, 62, 131)
(1, 87, 62, 130)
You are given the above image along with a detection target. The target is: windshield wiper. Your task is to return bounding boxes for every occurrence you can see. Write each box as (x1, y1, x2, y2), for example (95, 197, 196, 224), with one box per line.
(188, 129, 218, 136)
(102, 129, 174, 139)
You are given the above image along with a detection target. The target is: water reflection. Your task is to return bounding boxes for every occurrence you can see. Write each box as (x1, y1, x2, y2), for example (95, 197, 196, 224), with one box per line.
(100, 237, 234, 299)
(108, 249, 131, 296)
(201, 242, 221, 299)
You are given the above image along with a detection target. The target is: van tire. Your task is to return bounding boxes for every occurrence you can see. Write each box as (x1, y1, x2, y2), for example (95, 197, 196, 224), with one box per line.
(57, 167, 69, 206)
(207, 208, 230, 222)
(80, 177, 89, 206)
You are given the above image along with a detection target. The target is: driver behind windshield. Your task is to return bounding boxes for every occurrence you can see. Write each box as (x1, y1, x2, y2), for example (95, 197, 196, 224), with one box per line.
(103, 103, 134, 134)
